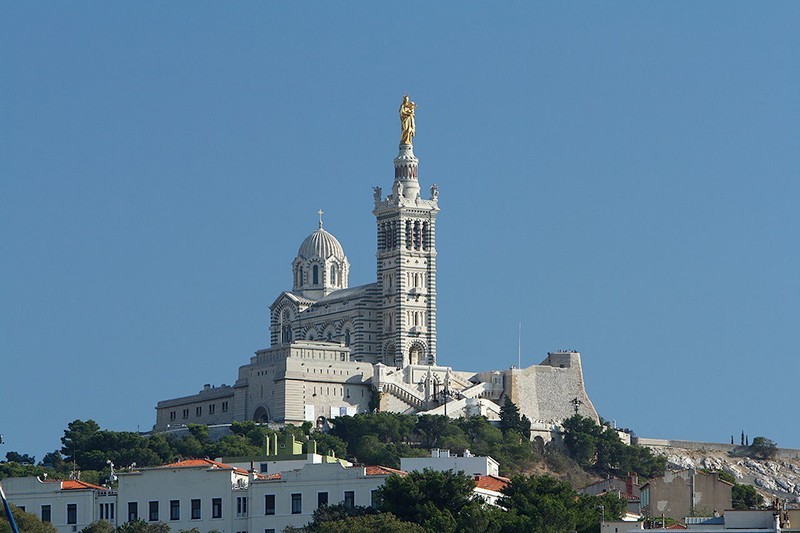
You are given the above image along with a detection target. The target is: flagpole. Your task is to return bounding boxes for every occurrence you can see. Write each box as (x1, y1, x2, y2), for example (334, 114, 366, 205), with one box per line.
(0, 480, 20, 533)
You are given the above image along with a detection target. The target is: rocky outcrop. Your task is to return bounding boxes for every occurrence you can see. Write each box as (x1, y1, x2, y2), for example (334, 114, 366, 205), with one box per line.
(642, 443, 800, 502)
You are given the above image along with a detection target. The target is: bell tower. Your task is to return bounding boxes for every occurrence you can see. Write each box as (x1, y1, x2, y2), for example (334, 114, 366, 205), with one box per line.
(373, 95, 439, 367)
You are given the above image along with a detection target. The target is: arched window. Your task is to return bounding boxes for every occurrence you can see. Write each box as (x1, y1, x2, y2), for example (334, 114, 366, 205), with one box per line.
(344, 329, 351, 346)
(313, 265, 319, 284)
(298, 266, 304, 287)
(281, 310, 293, 343)
(330, 264, 337, 286)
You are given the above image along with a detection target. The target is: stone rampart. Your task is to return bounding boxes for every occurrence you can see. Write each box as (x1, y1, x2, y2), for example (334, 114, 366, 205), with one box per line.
(636, 437, 800, 459)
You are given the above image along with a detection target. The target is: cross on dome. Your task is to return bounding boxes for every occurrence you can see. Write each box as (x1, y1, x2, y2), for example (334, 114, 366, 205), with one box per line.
(318, 209, 324, 229)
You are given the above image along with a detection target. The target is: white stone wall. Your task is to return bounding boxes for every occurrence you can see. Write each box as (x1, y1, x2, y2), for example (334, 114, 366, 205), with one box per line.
(506, 351, 599, 424)
(154, 385, 236, 432)
(2, 478, 114, 533)
(248, 463, 387, 532)
(117, 465, 245, 533)
(401, 452, 499, 477)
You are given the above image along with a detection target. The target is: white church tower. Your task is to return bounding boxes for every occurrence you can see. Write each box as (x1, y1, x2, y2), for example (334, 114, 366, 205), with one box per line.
(373, 95, 440, 367)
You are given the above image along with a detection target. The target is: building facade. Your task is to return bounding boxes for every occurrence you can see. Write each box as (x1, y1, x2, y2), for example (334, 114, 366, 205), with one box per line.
(640, 468, 733, 520)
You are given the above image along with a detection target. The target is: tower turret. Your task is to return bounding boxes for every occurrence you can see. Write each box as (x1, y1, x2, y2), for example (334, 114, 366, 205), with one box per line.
(292, 211, 349, 300)
(373, 96, 440, 367)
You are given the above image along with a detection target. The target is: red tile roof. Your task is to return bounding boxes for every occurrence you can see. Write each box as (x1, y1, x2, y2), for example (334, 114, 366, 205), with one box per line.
(162, 458, 249, 475)
(474, 475, 511, 493)
(665, 524, 687, 529)
(364, 466, 406, 476)
(60, 480, 108, 491)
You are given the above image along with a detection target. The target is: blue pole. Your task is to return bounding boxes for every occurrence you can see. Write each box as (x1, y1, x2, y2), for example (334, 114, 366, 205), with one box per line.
(0, 481, 21, 533)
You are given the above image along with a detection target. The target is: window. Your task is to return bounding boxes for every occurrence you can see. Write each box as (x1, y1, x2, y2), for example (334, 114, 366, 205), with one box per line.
(182, 409, 189, 419)
(18, 507, 25, 513)
(236, 496, 248, 518)
(169, 411, 176, 421)
(100, 503, 114, 521)
(370, 490, 380, 508)
(191, 499, 201, 520)
(265, 530, 275, 533)
(128, 502, 138, 522)
(312, 265, 319, 284)
(67, 504, 77, 525)
(149, 501, 159, 521)
(330, 265, 337, 285)
(212, 498, 222, 519)
(41, 505, 51, 523)
(222, 401, 228, 412)
(343, 491, 354, 509)
(170, 500, 180, 521)
(317, 492, 328, 508)
(209, 403, 215, 414)
(291, 493, 302, 514)
(195, 406, 202, 417)
(264, 495, 275, 515)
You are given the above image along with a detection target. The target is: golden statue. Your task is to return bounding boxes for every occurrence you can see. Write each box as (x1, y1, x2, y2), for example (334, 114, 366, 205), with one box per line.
(399, 94, 416, 145)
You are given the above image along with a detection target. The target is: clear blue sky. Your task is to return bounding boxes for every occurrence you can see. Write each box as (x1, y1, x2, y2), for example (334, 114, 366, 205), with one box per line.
(2, 3, 798, 461)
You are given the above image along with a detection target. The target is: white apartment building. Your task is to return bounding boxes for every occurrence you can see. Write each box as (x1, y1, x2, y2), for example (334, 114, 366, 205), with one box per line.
(400, 448, 499, 477)
(3, 458, 399, 533)
(0, 477, 116, 533)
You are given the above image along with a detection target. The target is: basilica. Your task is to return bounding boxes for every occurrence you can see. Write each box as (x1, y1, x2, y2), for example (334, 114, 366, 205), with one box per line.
(154, 97, 598, 439)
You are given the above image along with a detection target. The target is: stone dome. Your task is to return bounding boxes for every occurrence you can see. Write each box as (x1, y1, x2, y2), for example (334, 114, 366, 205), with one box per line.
(297, 227, 346, 261)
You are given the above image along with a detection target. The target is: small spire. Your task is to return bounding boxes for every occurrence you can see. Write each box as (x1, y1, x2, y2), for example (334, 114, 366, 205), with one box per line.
(318, 209, 324, 229)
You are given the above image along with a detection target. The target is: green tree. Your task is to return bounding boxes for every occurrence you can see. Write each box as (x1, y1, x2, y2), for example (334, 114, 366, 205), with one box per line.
(498, 398, 531, 439)
(40, 451, 67, 473)
(305, 503, 378, 529)
(377, 469, 476, 531)
(61, 419, 101, 464)
(5, 452, 35, 465)
(500, 474, 624, 533)
(315, 513, 425, 533)
(310, 433, 347, 459)
(415, 415, 450, 448)
(1, 504, 57, 533)
(561, 415, 664, 479)
(80, 520, 115, 533)
(114, 519, 170, 533)
(732, 484, 764, 510)
(749, 437, 778, 460)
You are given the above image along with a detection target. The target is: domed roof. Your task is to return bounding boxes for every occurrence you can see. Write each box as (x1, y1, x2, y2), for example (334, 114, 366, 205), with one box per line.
(297, 226, 346, 261)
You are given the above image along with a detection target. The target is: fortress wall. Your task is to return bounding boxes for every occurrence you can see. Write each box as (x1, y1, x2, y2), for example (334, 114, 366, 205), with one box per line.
(508, 352, 599, 424)
(636, 438, 800, 459)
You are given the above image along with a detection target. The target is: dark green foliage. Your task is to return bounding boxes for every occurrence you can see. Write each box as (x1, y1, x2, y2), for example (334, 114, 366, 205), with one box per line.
(732, 483, 764, 509)
(314, 512, 425, 533)
(500, 474, 625, 533)
(329, 413, 420, 468)
(114, 519, 170, 533)
(0, 504, 57, 533)
(749, 437, 778, 460)
(376, 469, 477, 532)
(310, 433, 347, 459)
(61, 419, 101, 462)
(415, 415, 450, 448)
(4, 452, 35, 465)
(80, 520, 115, 533)
(0, 461, 53, 480)
(306, 503, 378, 529)
(561, 415, 665, 479)
(40, 451, 66, 472)
(498, 398, 531, 439)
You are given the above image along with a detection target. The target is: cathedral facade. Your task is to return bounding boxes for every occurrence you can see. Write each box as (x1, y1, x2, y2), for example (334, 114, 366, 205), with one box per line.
(155, 98, 599, 438)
